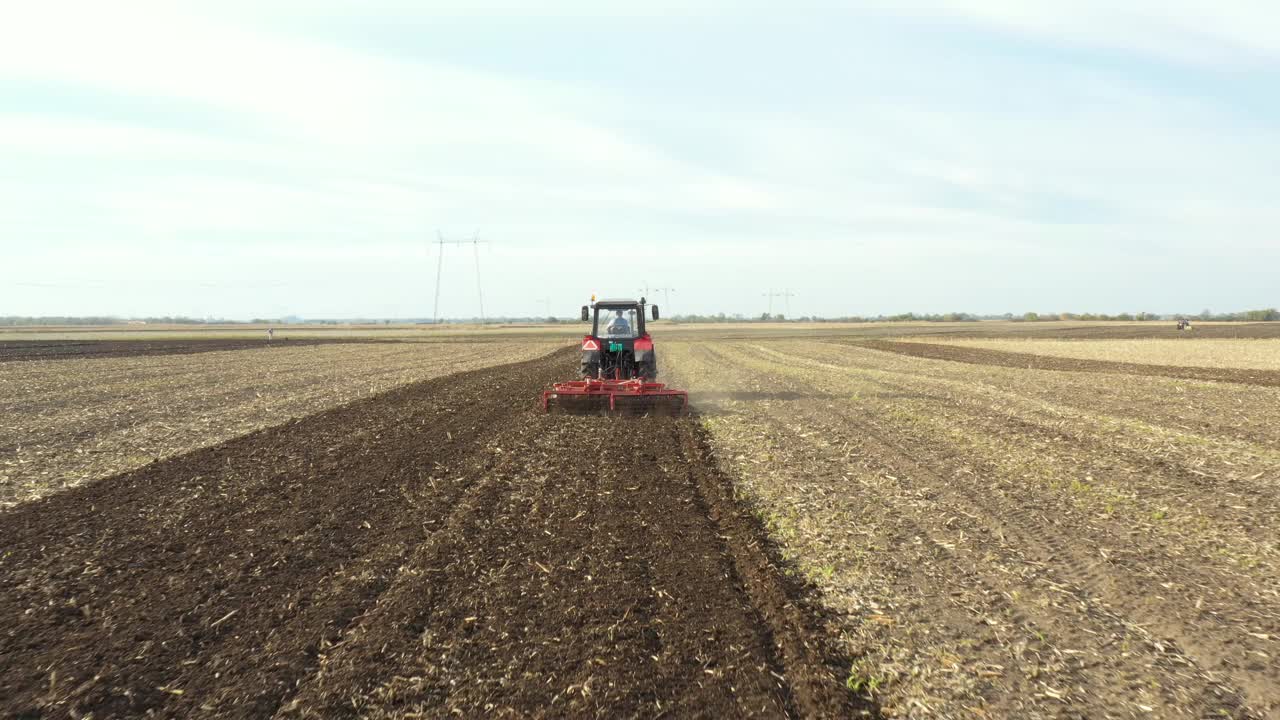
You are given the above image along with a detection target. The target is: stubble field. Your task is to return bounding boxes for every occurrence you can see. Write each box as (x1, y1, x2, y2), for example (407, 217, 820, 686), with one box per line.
(660, 331, 1280, 718)
(2, 322, 1278, 718)
(908, 337, 1280, 371)
(0, 338, 569, 509)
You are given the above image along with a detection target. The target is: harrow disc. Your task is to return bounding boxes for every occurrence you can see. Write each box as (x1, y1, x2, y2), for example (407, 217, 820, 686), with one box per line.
(542, 378, 688, 416)
(544, 393, 612, 415)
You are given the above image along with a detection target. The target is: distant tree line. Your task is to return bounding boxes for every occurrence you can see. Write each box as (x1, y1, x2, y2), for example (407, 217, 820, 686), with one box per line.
(669, 312, 991, 323)
(668, 308, 1280, 323)
(1193, 308, 1280, 322)
(4, 308, 1277, 326)
(0, 316, 222, 326)
(1009, 308, 1280, 323)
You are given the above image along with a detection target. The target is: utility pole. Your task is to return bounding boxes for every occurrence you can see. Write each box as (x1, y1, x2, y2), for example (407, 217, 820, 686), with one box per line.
(762, 289, 780, 317)
(762, 289, 796, 318)
(538, 296, 552, 320)
(780, 289, 796, 318)
(638, 285, 674, 314)
(655, 288, 675, 315)
(432, 232, 445, 324)
(432, 231, 490, 324)
(471, 230, 485, 323)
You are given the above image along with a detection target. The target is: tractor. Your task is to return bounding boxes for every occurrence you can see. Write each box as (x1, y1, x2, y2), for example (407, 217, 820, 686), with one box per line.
(541, 297, 688, 414)
(577, 297, 661, 380)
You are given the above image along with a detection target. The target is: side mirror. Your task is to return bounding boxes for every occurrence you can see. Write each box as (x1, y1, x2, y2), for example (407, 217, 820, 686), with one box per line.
(651, 305, 660, 320)
(580, 306, 590, 322)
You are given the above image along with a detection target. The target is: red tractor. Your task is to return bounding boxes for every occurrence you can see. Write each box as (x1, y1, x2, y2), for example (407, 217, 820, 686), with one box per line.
(542, 297, 688, 414)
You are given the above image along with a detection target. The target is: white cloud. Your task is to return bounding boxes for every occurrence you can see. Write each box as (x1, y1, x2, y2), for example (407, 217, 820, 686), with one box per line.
(909, 0, 1280, 66)
(1, 1, 1277, 316)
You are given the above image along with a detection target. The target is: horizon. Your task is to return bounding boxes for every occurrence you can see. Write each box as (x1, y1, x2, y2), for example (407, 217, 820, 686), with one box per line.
(4, 307, 1278, 325)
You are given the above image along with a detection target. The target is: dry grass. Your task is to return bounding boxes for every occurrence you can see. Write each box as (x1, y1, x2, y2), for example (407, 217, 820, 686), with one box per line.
(662, 338, 1280, 718)
(0, 341, 563, 508)
(926, 337, 1280, 370)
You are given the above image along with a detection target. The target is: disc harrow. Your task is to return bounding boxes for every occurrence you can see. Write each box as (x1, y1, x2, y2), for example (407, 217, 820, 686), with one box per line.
(542, 377, 689, 415)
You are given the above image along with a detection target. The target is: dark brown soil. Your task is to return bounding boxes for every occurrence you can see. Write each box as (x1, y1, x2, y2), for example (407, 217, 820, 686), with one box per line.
(885, 322, 1280, 338)
(859, 339, 1280, 387)
(0, 350, 864, 718)
(0, 339, 413, 362)
(946, 322, 1280, 340)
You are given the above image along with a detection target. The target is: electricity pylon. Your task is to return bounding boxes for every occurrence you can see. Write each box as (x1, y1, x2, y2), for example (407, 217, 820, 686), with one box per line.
(432, 231, 490, 324)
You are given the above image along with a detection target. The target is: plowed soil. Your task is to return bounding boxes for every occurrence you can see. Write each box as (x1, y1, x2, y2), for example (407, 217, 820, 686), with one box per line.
(0, 339, 403, 362)
(0, 349, 862, 718)
(899, 322, 1280, 340)
(1, 341, 566, 509)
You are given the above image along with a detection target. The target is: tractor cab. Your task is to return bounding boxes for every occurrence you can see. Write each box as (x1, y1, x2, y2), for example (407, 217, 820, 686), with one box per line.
(578, 298, 660, 380)
(598, 307, 640, 339)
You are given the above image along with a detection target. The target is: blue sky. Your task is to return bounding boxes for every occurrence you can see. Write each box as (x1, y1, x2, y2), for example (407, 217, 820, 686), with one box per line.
(2, 1, 1277, 319)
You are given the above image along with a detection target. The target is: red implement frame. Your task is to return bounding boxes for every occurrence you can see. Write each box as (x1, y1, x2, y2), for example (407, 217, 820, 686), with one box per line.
(541, 377, 689, 414)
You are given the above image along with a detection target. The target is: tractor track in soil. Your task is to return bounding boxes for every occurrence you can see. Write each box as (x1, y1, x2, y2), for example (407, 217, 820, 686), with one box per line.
(856, 339, 1280, 388)
(0, 348, 863, 719)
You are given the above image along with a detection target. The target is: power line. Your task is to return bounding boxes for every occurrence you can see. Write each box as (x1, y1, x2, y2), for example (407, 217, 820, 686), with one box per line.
(9, 280, 295, 289)
(762, 289, 796, 317)
(432, 230, 490, 324)
(638, 285, 675, 315)
(471, 231, 485, 322)
(762, 289, 778, 316)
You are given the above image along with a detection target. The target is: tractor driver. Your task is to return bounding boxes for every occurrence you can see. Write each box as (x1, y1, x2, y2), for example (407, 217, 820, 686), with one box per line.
(606, 309, 632, 337)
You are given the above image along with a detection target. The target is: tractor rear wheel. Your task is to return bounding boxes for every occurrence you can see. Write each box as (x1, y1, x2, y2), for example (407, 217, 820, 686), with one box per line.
(639, 358, 658, 380)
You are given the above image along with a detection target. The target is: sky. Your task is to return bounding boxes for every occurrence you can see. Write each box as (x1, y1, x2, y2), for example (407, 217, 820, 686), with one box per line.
(2, 1, 1278, 319)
